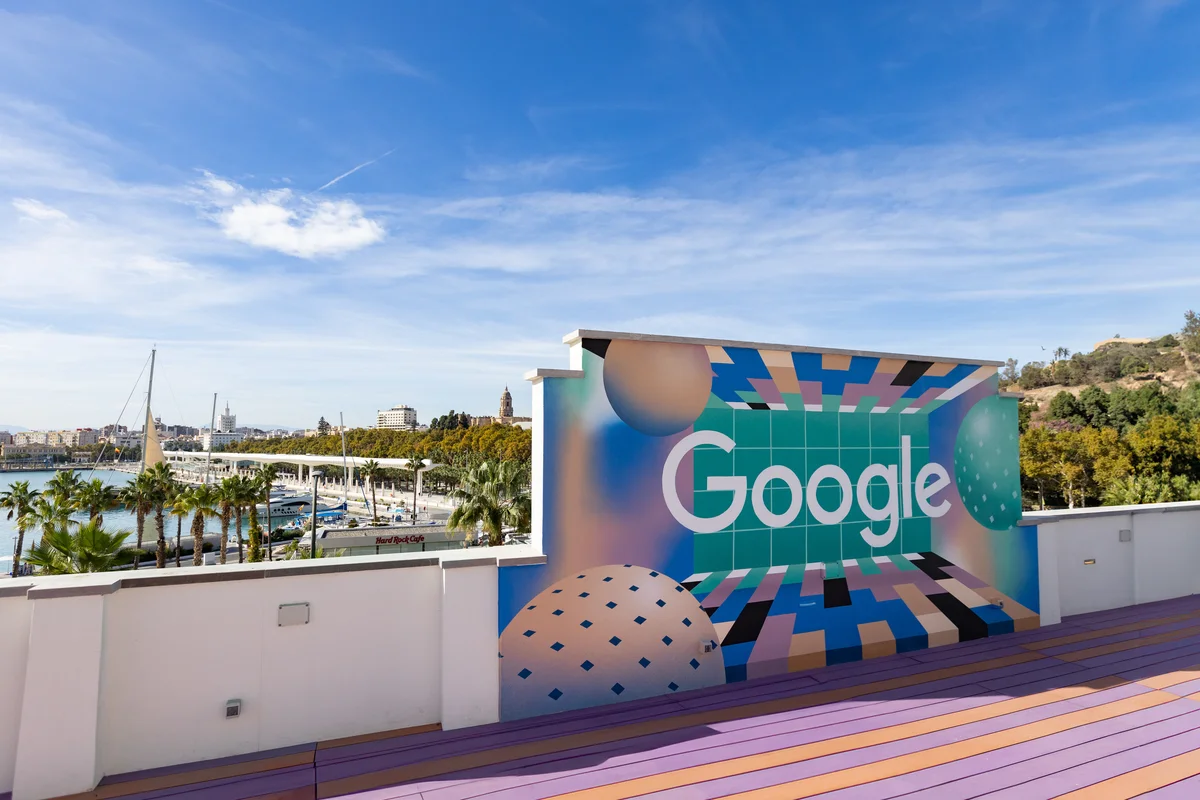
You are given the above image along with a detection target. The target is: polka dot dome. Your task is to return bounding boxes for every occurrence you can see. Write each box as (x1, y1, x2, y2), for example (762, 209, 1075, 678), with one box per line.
(499, 565, 725, 717)
(954, 395, 1022, 531)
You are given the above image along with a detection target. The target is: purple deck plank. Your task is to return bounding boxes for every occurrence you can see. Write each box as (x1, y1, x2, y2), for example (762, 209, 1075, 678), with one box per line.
(395, 688, 1005, 800)
(975, 724, 1200, 799)
(98, 742, 315, 786)
(817, 701, 1200, 799)
(629, 684, 1152, 800)
(453, 685, 1151, 800)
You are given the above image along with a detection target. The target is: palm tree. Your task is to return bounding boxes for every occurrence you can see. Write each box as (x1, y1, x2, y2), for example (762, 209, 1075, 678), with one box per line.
(46, 469, 84, 506)
(216, 478, 236, 565)
(405, 450, 424, 523)
(23, 520, 130, 574)
(228, 475, 256, 563)
(120, 473, 155, 569)
(446, 460, 531, 547)
(360, 459, 382, 524)
(254, 464, 280, 560)
(177, 484, 218, 566)
(74, 478, 120, 526)
(245, 472, 266, 563)
(145, 462, 176, 569)
(168, 490, 188, 567)
(20, 496, 74, 541)
(0, 481, 39, 576)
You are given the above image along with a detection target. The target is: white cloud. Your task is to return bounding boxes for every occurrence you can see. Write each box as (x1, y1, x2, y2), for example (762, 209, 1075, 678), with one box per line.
(197, 175, 386, 258)
(11, 197, 68, 221)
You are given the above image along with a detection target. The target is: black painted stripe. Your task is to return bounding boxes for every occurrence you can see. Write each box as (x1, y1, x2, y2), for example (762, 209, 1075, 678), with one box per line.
(892, 360, 933, 386)
(823, 577, 851, 608)
(928, 591, 989, 641)
(722, 600, 773, 646)
(912, 556, 950, 581)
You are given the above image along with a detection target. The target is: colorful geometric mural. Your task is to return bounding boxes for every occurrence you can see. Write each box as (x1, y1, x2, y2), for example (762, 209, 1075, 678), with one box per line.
(497, 332, 1039, 721)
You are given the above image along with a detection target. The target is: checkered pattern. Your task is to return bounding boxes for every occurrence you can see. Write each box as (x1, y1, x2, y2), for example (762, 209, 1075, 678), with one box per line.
(706, 346, 996, 414)
(683, 552, 1039, 683)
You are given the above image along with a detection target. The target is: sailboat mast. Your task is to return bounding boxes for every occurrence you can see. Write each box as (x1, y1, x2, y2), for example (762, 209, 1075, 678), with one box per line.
(339, 412, 349, 509)
(205, 393, 217, 485)
(140, 347, 156, 474)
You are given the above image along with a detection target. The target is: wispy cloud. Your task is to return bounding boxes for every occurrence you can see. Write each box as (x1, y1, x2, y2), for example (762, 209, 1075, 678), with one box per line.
(11, 197, 68, 222)
(463, 155, 603, 183)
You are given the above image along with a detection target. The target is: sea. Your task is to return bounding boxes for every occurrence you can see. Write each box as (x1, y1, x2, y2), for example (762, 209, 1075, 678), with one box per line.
(1, 469, 258, 565)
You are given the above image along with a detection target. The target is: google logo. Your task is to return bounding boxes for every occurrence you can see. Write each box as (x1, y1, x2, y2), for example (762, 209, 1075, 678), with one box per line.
(662, 430, 952, 548)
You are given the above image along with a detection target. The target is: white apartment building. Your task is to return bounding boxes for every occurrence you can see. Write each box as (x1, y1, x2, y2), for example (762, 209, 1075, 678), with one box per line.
(12, 431, 49, 446)
(218, 403, 237, 433)
(377, 404, 418, 430)
(201, 430, 243, 450)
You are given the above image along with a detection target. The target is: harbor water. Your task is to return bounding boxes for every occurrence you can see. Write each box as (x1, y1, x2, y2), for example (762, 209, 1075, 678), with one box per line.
(1, 469, 263, 566)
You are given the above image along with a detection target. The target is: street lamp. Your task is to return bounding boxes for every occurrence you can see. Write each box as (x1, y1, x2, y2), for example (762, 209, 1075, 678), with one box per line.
(309, 469, 323, 559)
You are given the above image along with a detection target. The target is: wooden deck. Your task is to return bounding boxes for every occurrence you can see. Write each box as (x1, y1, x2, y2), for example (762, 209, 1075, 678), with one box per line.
(59, 594, 1200, 800)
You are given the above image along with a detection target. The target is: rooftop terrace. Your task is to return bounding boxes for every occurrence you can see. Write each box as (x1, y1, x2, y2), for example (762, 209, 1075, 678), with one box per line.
(66, 593, 1200, 800)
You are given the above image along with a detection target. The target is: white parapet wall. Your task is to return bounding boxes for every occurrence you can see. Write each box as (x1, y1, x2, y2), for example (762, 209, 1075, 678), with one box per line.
(0, 547, 540, 800)
(1023, 500, 1200, 626)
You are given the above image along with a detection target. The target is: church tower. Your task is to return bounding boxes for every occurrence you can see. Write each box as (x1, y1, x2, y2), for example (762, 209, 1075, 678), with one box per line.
(499, 386, 514, 419)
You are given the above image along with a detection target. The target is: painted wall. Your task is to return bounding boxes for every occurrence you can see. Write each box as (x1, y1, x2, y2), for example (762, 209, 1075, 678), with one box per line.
(1030, 502, 1200, 623)
(499, 335, 1040, 721)
(0, 550, 522, 800)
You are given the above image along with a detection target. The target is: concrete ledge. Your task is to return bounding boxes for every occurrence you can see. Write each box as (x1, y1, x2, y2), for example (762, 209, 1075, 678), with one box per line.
(442, 557, 497, 570)
(26, 581, 120, 600)
(265, 557, 439, 577)
(524, 368, 585, 381)
(0, 583, 33, 599)
(561, 329, 1005, 367)
(119, 570, 268, 588)
(1018, 500, 1200, 526)
(999, 391, 1025, 399)
(498, 555, 548, 567)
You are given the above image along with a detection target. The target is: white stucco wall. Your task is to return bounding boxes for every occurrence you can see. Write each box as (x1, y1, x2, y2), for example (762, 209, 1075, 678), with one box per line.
(1027, 501, 1200, 622)
(0, 547, 538, 800)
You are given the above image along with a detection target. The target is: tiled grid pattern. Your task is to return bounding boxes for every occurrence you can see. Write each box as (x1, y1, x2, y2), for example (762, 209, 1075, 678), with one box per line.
(692, 405, 932, 573)
(684, 551, 1038, 684)
(705, 346, 996, 414)
(77, 594, 1200, 800)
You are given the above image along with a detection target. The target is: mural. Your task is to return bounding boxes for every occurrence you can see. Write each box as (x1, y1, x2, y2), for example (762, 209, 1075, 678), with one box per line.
(498, 334, 1039, 721)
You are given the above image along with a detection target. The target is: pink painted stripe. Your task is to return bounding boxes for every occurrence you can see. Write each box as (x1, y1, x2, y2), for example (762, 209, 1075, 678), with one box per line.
(747, 614, 795, 670)
(748, 377, 785, 406)
(700, 575, 741, 609)
(750, 569, 785, 604)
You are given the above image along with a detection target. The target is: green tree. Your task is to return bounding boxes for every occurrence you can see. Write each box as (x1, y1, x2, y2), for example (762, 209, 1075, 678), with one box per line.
(216, 478, 236, 565)
(1017, 401, 1036, 434)
(120, 473, 155, 569)
(404, 450, 425, 522)
(22, 520, 131, 574)
(74, 478, 120, 526)
(45, 469, 84, 506)
(0, 480, 39, 576)
(1126, 415, 1200, 480)
(360, 459, 383, 524)
(1047, 392, 1084, 425)
(1076, 386, 1111, 429)
(447, 460, 532, 546)
(1104, 474, 1200, 506)
(144, 462, 177, 569)
(1019, 426, 1057, 510)
(176, 484, 219, 567)
(317, 416, 332, 435)
(254, 464, 280, 561)
(1182, 310, 1200, 354)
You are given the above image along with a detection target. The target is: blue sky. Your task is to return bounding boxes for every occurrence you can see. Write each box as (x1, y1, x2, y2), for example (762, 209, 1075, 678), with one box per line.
(2, 0, 1200, 430)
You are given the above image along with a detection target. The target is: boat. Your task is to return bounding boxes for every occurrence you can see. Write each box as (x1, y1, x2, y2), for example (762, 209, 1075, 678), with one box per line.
(258, 496, 343, 518)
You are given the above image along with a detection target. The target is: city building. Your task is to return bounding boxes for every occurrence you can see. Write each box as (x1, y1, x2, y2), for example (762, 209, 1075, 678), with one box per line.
(200, 430, 242, 450)
(218, 403, 236, 433)
(472, 387, 532, 429)
(12, 431, 48, 446)
(1, 443, 67, 461)
(377, 404, 418, 430)
(0, 431, 10, 445)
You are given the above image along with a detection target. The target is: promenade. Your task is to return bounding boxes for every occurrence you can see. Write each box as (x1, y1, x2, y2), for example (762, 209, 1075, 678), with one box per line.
(59, 593, 1200, 799)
